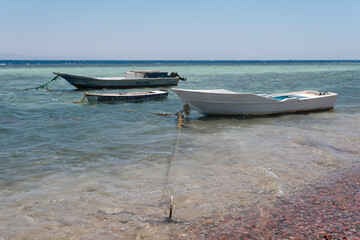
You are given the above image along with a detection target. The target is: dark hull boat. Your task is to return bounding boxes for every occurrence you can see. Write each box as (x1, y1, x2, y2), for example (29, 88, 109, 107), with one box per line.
(54, 71, 186, 89)
(84, 90, 169, 103)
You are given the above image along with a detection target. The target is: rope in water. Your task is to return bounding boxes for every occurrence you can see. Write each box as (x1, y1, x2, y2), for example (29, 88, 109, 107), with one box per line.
(164, 104, 191, 221)
(24, 75, 59, 91)
(73, 92, 87, 104)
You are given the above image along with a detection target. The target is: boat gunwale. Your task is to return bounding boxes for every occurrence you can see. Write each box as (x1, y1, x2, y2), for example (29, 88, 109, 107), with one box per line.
(84, 90, 168, 97)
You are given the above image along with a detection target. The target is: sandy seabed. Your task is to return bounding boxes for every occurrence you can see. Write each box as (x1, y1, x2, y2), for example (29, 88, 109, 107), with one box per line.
(172, 167, 360, 240)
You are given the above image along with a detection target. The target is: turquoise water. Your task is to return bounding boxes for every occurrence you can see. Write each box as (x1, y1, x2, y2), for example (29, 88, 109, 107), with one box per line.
(1, 61, 360, 239)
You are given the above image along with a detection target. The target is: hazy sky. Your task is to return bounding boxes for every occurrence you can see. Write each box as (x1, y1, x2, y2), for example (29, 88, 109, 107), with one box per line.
(1, 0, 360, 60)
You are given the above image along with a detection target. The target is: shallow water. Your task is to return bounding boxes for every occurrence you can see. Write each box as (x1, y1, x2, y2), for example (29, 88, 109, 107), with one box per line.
(0, 61, 360, 239)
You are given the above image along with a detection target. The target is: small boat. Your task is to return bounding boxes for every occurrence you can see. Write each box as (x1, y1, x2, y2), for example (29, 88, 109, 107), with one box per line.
(172, 88, 338, 116)
(54, 71, 186, 89)
(84, 90, 169, 103)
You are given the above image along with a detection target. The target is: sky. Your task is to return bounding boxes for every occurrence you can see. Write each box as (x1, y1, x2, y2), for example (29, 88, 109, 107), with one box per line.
(1, 0, 360, 60)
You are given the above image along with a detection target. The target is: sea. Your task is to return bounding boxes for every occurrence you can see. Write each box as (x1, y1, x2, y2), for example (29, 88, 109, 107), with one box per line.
(0, 60, 359, 239)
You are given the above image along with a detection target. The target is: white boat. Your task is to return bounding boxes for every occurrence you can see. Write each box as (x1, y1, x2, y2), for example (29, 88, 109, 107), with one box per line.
(54, 71, 186, 89)
(172, 89, 338, 116)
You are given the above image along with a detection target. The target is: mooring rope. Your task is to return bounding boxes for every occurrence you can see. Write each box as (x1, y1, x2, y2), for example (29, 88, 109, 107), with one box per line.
(163, 104, 190, 221)
(73, 92, 87, 104)
(24, 75, 59, 91)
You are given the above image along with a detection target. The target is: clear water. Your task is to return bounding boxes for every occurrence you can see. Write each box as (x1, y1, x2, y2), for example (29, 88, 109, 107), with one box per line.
(1, 61, 360, 239)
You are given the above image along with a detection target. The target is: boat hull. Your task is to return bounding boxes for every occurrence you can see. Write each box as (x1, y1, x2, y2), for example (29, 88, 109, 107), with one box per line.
(172, 89, 338, 116)
(84, 90, 168, 103)
(54, 72, 179, 89)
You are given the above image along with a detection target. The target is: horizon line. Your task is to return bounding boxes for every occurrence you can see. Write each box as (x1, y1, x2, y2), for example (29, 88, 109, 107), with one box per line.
(1, 59, 359, 62)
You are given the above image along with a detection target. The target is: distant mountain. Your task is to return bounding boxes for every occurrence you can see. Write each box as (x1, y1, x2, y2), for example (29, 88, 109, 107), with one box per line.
(0, 53, 37, 60)
(0, 52, 94, 60)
